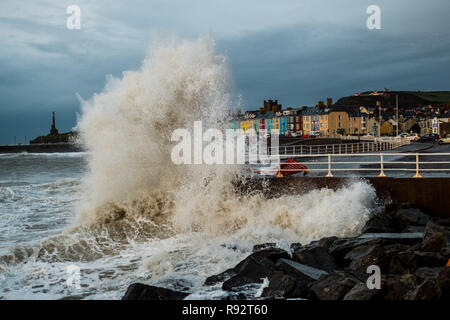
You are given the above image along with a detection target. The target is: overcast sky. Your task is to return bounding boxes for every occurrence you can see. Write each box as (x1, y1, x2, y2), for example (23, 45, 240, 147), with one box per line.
(1, 0, 449, 144)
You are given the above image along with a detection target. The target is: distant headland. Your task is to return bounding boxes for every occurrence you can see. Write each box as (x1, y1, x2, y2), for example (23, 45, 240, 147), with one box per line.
(0, 112, 82, 153)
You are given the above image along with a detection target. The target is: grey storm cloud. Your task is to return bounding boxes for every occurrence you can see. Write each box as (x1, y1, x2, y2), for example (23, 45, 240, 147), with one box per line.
(0, 0, 449, 144)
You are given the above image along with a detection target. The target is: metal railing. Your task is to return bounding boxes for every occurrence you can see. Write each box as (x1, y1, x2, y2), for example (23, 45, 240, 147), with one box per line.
(269, 138, 409, 156)
(268, 152, 450, 178)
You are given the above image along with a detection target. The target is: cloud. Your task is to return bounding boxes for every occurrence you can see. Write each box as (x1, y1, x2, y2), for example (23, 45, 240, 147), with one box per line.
(0, 0, 450, 144)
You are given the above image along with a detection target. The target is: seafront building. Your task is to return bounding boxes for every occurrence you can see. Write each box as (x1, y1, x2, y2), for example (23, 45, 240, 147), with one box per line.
(229, 99, 369, 137)
(228, 93, 450, 138)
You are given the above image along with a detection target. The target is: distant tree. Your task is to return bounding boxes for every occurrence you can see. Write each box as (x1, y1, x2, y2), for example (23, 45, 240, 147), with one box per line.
(409, 123, 421, 133)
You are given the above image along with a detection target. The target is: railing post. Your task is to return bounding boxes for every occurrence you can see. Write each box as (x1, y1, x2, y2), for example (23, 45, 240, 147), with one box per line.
(332, 144, 335, 154)
(413, 153, 422, 178)
(326, 154, 333, 177)
(378, 153, 386, 177)
(276, 152, 283, 178)
(339, 144, 341, 154)
(310, 146, 312, 155)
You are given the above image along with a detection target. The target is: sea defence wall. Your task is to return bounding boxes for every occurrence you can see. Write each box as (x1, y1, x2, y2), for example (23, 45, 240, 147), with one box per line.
(236, 177, 450, 218)
(0, 143, 82, 153)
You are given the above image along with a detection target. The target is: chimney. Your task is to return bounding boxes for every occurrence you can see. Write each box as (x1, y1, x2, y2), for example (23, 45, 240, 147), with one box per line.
(326, 98, 333, 107)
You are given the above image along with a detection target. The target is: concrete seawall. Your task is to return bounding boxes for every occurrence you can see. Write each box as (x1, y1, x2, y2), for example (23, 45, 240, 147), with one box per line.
(236, 177, 450, 218)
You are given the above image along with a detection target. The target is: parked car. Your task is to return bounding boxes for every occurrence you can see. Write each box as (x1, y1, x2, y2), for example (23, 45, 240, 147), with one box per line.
(438, 134, 450, 145)
(407, 133, 419, 141)
(302, 134, 310, 138)
(417, 133, 440, 143)
(399, 133, 409, 138)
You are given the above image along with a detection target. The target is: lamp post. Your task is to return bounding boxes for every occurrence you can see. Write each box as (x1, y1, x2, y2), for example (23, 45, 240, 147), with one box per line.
(396, 95, 399, 136)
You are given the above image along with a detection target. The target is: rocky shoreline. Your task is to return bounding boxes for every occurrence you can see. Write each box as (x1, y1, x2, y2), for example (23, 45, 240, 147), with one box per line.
(122, 203, 450, 300)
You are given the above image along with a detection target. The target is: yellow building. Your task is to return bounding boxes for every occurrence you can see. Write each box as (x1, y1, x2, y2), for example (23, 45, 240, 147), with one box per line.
(381, 121, 394, 135)
(272, 117, 280, 134)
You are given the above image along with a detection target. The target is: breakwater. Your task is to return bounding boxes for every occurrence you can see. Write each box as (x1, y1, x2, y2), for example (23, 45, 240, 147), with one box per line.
(0, 143, 82, 154)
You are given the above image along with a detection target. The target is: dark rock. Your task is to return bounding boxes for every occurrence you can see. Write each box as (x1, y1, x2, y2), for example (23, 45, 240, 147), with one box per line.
(441, 247, 450, 260)
(393, 207, 430, 231)
(344, 244, 385, 272)
(292, 246, 338, 272)
(261, 271, 309, 299)
(424, 221, 450, 245)
(383, 243, 410, 262)
(253, 243, 277, 252)
(420, 232, 446, 252)
(122, 283, 189, 300)
(362, 212, 396, 234)
(275, 258, 328, 282)
(222, 257, 276, 291)
(389, 251, 417, 274)
(308, 236, 338, 249)
(405, 278, 440, 300)
(309, 271, 362, 300)
(433, 217, 450, 227)
(330, 234, 421, 267)
(381, 274, 417, 300)
(246, 248, 291, 264)
(205, 248, 290, 286)
(437, 266, 450, 299)
(343, 282, 382, 300)
(414, 267, 442, 283)
(204, 269, 235, 286)
(358, 232, 423, 245)
(415, 252, 447, 268)
(328, 237, 383, 263)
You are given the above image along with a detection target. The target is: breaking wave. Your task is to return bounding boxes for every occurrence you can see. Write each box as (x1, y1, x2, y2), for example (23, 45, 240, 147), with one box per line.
(74, 34, 377, 245)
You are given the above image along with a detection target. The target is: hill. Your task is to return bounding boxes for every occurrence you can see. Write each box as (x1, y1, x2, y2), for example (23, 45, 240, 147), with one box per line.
(334, 90, 450, 108)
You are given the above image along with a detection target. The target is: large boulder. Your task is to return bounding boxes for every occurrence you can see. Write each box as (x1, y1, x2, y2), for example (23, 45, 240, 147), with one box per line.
(423, 221, 450, 246)
(389, 251, 418, 274)
(222, 257, 276, 291)
(414, 267, 442, 284)
(328, 237, 383, 264)
(344, 244, 385, 272)
(419, 232, 447, 252)
(405, 278, 440, 300)
(122, 283, 189, 300)
(275, 258, 329, 282)
(343, 282, 382, 300)
(292, 246, 338, 272)
(415, 252, 448, 268)
(381, 274, 417, 300)
(309, 271, 363, 300)
(392, 206, 430, 231)
(205, 247, 290, 286)
(261, 271, 309, 299)
(362, 211, 396, 234)
(436, 266, 450, 299)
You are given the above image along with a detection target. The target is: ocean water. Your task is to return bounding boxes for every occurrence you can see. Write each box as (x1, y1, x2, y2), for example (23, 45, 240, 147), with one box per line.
(0, 152, 377, 300)
(0, 36, 378, 299)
